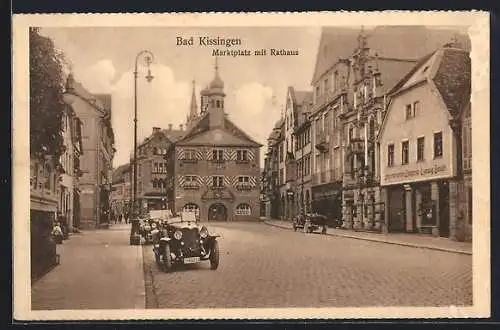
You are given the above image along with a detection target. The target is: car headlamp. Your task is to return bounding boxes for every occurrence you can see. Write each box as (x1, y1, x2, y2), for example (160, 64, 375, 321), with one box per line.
(174, 230, 183, 240)
(200, 226, 208, 238)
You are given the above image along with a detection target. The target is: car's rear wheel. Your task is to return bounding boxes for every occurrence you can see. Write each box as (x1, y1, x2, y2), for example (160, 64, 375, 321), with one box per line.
(321, 226, 327, 234)
(162, 244, 172, 273)
(209, 241, 220, 270)
(293, 225, 297, 231)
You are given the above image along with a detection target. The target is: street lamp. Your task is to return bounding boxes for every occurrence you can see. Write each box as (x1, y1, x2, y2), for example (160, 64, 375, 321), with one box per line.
(132, 50, 155, 217)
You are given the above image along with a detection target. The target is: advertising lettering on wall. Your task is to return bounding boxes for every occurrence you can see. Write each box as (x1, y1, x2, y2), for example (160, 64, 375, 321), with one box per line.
(383, 164, 448, 185)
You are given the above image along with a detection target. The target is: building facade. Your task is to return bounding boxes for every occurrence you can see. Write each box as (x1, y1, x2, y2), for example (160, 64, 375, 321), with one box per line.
(379, 45, 471, 240)
(30, 155, 61, 278)
(305, 26, 471, 233)
(166, 63, 262, 221)
(131, 125, 184, 213)
(63, 74, 115, 229)
(57, 104, 84, 230)
(262, 119, 284, 219)
(110, 163, 130, 218)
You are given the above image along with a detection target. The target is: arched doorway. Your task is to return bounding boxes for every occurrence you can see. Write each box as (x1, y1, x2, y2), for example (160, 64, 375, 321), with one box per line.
(208, 203, 228, 221)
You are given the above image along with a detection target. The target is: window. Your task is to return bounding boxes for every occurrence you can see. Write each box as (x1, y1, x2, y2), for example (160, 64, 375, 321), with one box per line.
(236, 150, 248, 162)
(324, 78, 329, 94)
(237, 176, 251, 189)
(235, 203, 251, 216)
(417, 137, 425, 161)
(279, 169, 284, 185)
(387, 144, 395, 167)
(184, 149, 196, 161)
(212, 176, 224, 187)
(334, 71, 339, 91)
(401, 141, 409, 165)
(184, 175, 199, 189)
(348, 126, 354, 142)
(434, 132, 443, 158)
(413, 101, 420, 117)
(212, 149, 224, 161)
(405, 104, 413, 120)
(153, 162, 158, 173)
(216, 100, 220, 108)
(183, 203, 200, 216)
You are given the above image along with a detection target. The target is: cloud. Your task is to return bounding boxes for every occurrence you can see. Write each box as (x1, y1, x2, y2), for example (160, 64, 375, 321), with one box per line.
(76, 59, 117, 93)
(234, 82, 274, 116)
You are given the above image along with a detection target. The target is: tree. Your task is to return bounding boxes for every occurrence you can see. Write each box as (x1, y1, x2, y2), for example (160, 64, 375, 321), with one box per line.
(29, 27, 66, 159)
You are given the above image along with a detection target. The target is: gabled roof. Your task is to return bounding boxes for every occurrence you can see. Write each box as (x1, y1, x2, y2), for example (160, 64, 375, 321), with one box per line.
(137, 128, 185, 149)
(175, 112, 262, 147)
(311, 26, 471, 85)
(378, 46, 471, 139)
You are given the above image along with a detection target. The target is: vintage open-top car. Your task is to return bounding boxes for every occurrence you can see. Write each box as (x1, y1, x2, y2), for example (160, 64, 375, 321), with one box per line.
(152, 211, 220, 272)
(293, 213, 328, 234)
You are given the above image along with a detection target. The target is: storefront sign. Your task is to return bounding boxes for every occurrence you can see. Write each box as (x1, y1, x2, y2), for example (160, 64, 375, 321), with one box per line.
(383, 164, 448, 185)
(81, 189, 94, 194)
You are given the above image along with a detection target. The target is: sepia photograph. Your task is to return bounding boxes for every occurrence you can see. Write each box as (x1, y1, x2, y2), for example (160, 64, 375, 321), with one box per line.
(12, 11, 490, 320)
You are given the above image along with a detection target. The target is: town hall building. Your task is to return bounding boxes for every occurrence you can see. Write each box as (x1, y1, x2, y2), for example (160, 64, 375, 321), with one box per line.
(165, 61, 263, 221)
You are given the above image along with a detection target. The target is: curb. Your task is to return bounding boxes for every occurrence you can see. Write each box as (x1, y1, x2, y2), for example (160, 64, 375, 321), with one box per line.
(261, 220, 472, 256)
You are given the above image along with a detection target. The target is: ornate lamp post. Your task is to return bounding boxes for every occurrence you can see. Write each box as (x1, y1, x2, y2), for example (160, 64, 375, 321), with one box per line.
(132, 50, 155, 216)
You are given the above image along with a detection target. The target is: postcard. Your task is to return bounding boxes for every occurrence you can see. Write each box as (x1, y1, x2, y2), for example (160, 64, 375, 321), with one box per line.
(12, 11, 490, 320)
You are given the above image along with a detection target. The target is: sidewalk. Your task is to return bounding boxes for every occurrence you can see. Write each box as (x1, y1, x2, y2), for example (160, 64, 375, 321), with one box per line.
(261, 218, 472, 255)
(31, 223, 145, 310)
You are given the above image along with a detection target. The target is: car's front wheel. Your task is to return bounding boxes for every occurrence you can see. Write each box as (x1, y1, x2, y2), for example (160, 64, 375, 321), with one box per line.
(321, 226, 327, 234)
(162, 244, 172, 273)
(209, 240, 220, 270)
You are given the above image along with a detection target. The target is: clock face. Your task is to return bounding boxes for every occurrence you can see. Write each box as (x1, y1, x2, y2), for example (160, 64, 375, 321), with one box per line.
(214, 132, 222, 141)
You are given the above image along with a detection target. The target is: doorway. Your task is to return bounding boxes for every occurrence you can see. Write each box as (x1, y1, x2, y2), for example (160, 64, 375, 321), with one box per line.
(388, 187, 405, 232)
(208, 203, 228, 221)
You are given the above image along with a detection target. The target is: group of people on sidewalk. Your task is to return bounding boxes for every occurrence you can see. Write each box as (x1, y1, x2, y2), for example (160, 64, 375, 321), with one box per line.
(110, 210, 130, 224)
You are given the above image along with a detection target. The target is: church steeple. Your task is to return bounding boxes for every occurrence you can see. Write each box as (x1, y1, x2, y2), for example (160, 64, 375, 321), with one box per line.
(189, 79, 198, 119)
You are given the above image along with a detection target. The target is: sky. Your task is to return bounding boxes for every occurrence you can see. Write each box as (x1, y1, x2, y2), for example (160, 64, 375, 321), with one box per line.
(39, 27, 323, 168)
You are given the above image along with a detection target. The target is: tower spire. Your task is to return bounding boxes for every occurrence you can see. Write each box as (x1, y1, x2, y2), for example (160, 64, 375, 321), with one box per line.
(215, 56, 219, 76)
(189, 78, 198, 119)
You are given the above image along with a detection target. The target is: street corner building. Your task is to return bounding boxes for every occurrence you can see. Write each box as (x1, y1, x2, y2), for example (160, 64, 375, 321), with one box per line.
(165, 62, 263, 221)
(130, 124, 184, 213)
(379, 43, 472, 240)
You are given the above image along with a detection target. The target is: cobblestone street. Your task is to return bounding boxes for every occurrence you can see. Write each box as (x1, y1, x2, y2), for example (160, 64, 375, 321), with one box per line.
(143, 221, 472, 308)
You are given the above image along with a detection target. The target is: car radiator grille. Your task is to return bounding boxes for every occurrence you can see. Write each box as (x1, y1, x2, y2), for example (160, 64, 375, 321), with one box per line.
(181, 228, 199, 248)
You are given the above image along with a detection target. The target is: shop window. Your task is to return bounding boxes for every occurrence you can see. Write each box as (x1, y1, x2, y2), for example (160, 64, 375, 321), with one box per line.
(235, 203, 251, 216)
(417, 137, 425, 162)
(401, 141, 409, 165)
(434, 132, 443, 158)
(387, 144, 395, 167)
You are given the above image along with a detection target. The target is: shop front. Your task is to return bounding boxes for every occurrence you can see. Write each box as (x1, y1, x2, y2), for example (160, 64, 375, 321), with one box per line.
(381, 162, 456, 238)
(311, 182, 342, 226)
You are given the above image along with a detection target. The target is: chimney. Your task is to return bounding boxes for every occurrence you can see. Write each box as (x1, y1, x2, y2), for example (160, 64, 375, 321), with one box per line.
(168, 124, 173, 131)
(153, 127, 160, 133)
(179, 124, 184, 131)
